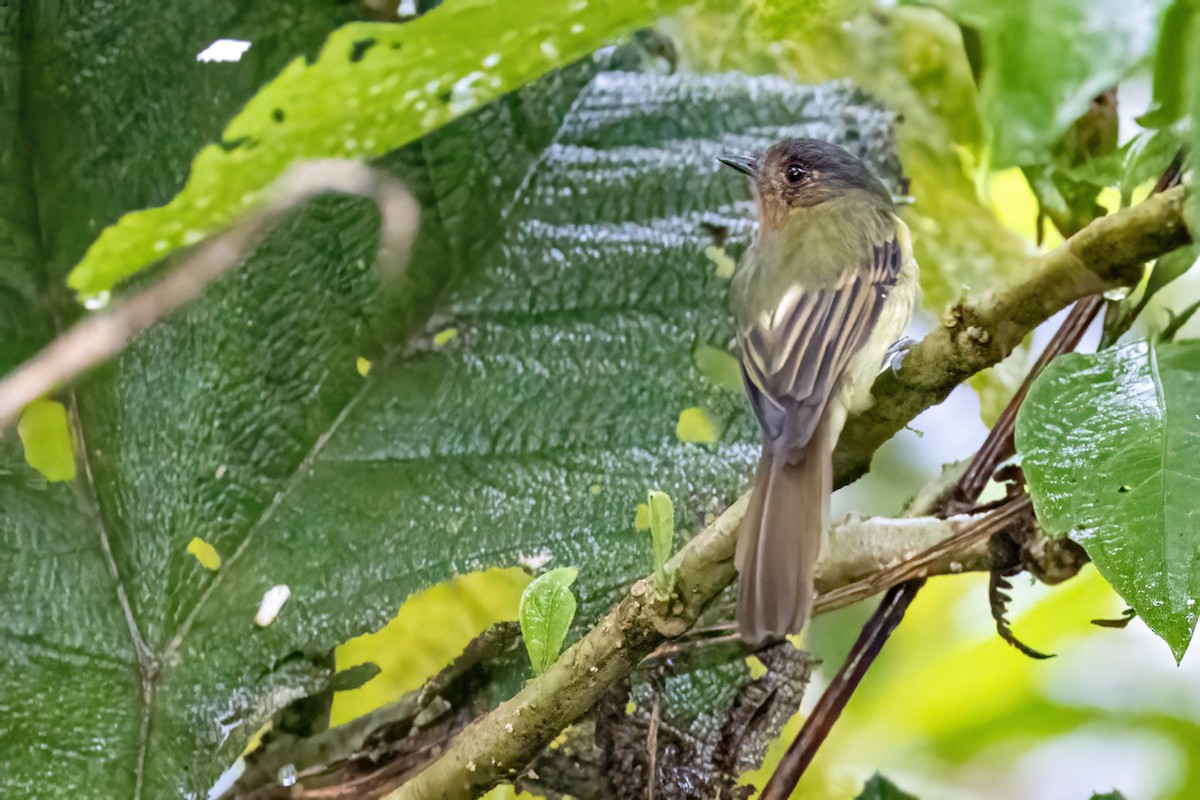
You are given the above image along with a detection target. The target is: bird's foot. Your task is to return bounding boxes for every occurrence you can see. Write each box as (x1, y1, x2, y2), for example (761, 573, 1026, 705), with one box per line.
(882, 337, 917, 374)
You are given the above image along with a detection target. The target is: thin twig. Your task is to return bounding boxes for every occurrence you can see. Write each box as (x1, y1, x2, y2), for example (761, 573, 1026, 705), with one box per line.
(0, 160, 418, 430)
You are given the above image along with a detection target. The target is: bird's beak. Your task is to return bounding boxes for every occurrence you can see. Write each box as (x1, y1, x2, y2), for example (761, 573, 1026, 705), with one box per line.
(717, 153, 757, 176)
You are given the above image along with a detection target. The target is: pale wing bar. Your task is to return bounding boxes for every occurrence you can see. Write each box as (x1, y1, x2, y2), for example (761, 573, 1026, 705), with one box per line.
(738, 237, 902, 461)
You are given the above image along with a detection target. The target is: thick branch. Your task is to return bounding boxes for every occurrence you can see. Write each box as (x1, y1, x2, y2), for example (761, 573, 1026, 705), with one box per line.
(391, 184, 1190, 800)
(834, 185, 1189, 486)
(386, 498, 1027, 800)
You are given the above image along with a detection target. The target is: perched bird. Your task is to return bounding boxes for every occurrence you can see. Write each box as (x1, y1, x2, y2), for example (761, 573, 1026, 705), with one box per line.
(718, 139, 919, 644)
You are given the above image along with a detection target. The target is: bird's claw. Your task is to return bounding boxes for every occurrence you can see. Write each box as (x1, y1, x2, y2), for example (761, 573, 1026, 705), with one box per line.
(882, 337, 917, 375)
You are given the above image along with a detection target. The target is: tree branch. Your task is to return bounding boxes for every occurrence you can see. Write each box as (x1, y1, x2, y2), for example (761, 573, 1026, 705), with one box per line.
(834, 185, 1189, 486)
(388, 183, 1190, 800)
(386, 497, 1029, 800)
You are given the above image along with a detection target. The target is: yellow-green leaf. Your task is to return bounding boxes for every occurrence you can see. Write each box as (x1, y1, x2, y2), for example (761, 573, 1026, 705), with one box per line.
(186, 537, 222, 571)
(676, 406, 719, 443)
(17, 399, 76, 483)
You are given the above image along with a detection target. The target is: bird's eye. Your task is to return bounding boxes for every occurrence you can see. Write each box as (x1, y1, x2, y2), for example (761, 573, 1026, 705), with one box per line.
(785, 164, 805, 184)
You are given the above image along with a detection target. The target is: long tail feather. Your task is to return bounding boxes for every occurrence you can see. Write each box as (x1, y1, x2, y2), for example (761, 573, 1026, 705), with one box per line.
(735, 417, 831, 645)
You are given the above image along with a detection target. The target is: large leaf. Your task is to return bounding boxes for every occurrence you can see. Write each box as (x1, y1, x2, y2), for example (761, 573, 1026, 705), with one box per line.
(64, 0, 690, 297)
(1016, 339, 1200, 661)
(905, 0, 1172, 167)
(4, 10, 905, 796)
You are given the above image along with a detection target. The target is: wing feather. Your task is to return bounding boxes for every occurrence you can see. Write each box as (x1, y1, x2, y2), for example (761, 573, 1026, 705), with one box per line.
(738, 235, 903, 459)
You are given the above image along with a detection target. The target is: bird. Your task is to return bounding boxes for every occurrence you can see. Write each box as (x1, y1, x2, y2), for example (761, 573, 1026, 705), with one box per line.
(718, 138, 919, 645)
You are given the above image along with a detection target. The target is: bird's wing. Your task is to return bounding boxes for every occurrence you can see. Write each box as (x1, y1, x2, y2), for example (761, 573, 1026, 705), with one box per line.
(738, 235, 903, 459)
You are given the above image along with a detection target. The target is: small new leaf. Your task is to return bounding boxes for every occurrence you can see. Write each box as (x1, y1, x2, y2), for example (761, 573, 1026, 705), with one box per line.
(855, 773, 919, 800)
(647, 490, 676, 595)
(519, 567, 579, 675)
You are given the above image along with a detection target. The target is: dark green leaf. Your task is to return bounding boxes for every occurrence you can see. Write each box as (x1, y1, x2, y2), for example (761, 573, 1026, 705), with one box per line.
(1090, 793, 1129, 800)
(331, 662, 382, 693)
(905, 0, 1173, 166)
(855, 772, 920, 800)
(1016, 340, 1200, 661)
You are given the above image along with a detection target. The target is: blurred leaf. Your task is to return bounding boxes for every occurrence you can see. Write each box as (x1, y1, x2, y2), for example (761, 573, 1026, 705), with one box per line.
(330, 661, 381, 693)
(1016, 340, 1200, 661)
(1138, 0, 1199, 127)
(66, 0, 690, 297)
(1138, 246, 1198, 314)
(693, 343, 743, 392)
(1091, 792, 1130, 799)
(855, 773, 920, 800)
(17, 398, 76, 482)
(1119, 125, 1186, 205)
(647, 490, 677, 594)
(7, 8, 907, 788)
(906, 0, 1172, 167)
(520, 567, 579, 675)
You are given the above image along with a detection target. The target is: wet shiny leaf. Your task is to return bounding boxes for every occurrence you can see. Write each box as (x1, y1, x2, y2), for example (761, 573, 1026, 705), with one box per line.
(1017, 340, 1200, 661)
(4, 14, 905, 791)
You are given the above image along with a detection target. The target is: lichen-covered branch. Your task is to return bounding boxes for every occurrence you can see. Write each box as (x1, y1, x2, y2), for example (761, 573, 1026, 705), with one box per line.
(387, 498, 1030, 800)
(390, 184, 1190, 800)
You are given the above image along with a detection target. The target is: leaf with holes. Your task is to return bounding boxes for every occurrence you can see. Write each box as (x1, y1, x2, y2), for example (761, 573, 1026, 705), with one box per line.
(1017, 339, 1200, 661)
(2, 5, 904, 794)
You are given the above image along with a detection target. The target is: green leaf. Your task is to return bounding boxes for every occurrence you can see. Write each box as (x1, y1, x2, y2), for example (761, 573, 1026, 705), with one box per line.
(6, 20, 907, 792)
(17, 398, 76, 482)
(65, 0, 689, 297)
(1138, 0, 1198, 127)
(1016, 340, 1200, 661)
(1090, 792, 1129, 800)
(855, 773, 919, 800)
(647, 490, 676, 594)
(1139, 246, 1198, 312)
(905, 0, 1173, 166)
(693, 344, 743, 393)
(519, 567, 579, 674)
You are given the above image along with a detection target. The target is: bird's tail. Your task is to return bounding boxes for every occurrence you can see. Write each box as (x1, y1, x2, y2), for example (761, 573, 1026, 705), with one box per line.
(735, 417, 831, 645)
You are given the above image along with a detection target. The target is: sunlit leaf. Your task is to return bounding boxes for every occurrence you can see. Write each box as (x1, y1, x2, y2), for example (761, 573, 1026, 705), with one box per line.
(65, 0, 689, 296)
(1017, 339, 1200, 661)
(519, 567, 579, 674)
(647, 490, 676, 594)
(17, 399, 76, 482)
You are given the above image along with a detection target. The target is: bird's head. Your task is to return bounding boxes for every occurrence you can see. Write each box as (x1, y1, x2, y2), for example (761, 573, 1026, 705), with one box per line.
(718, 138, 892, 231)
